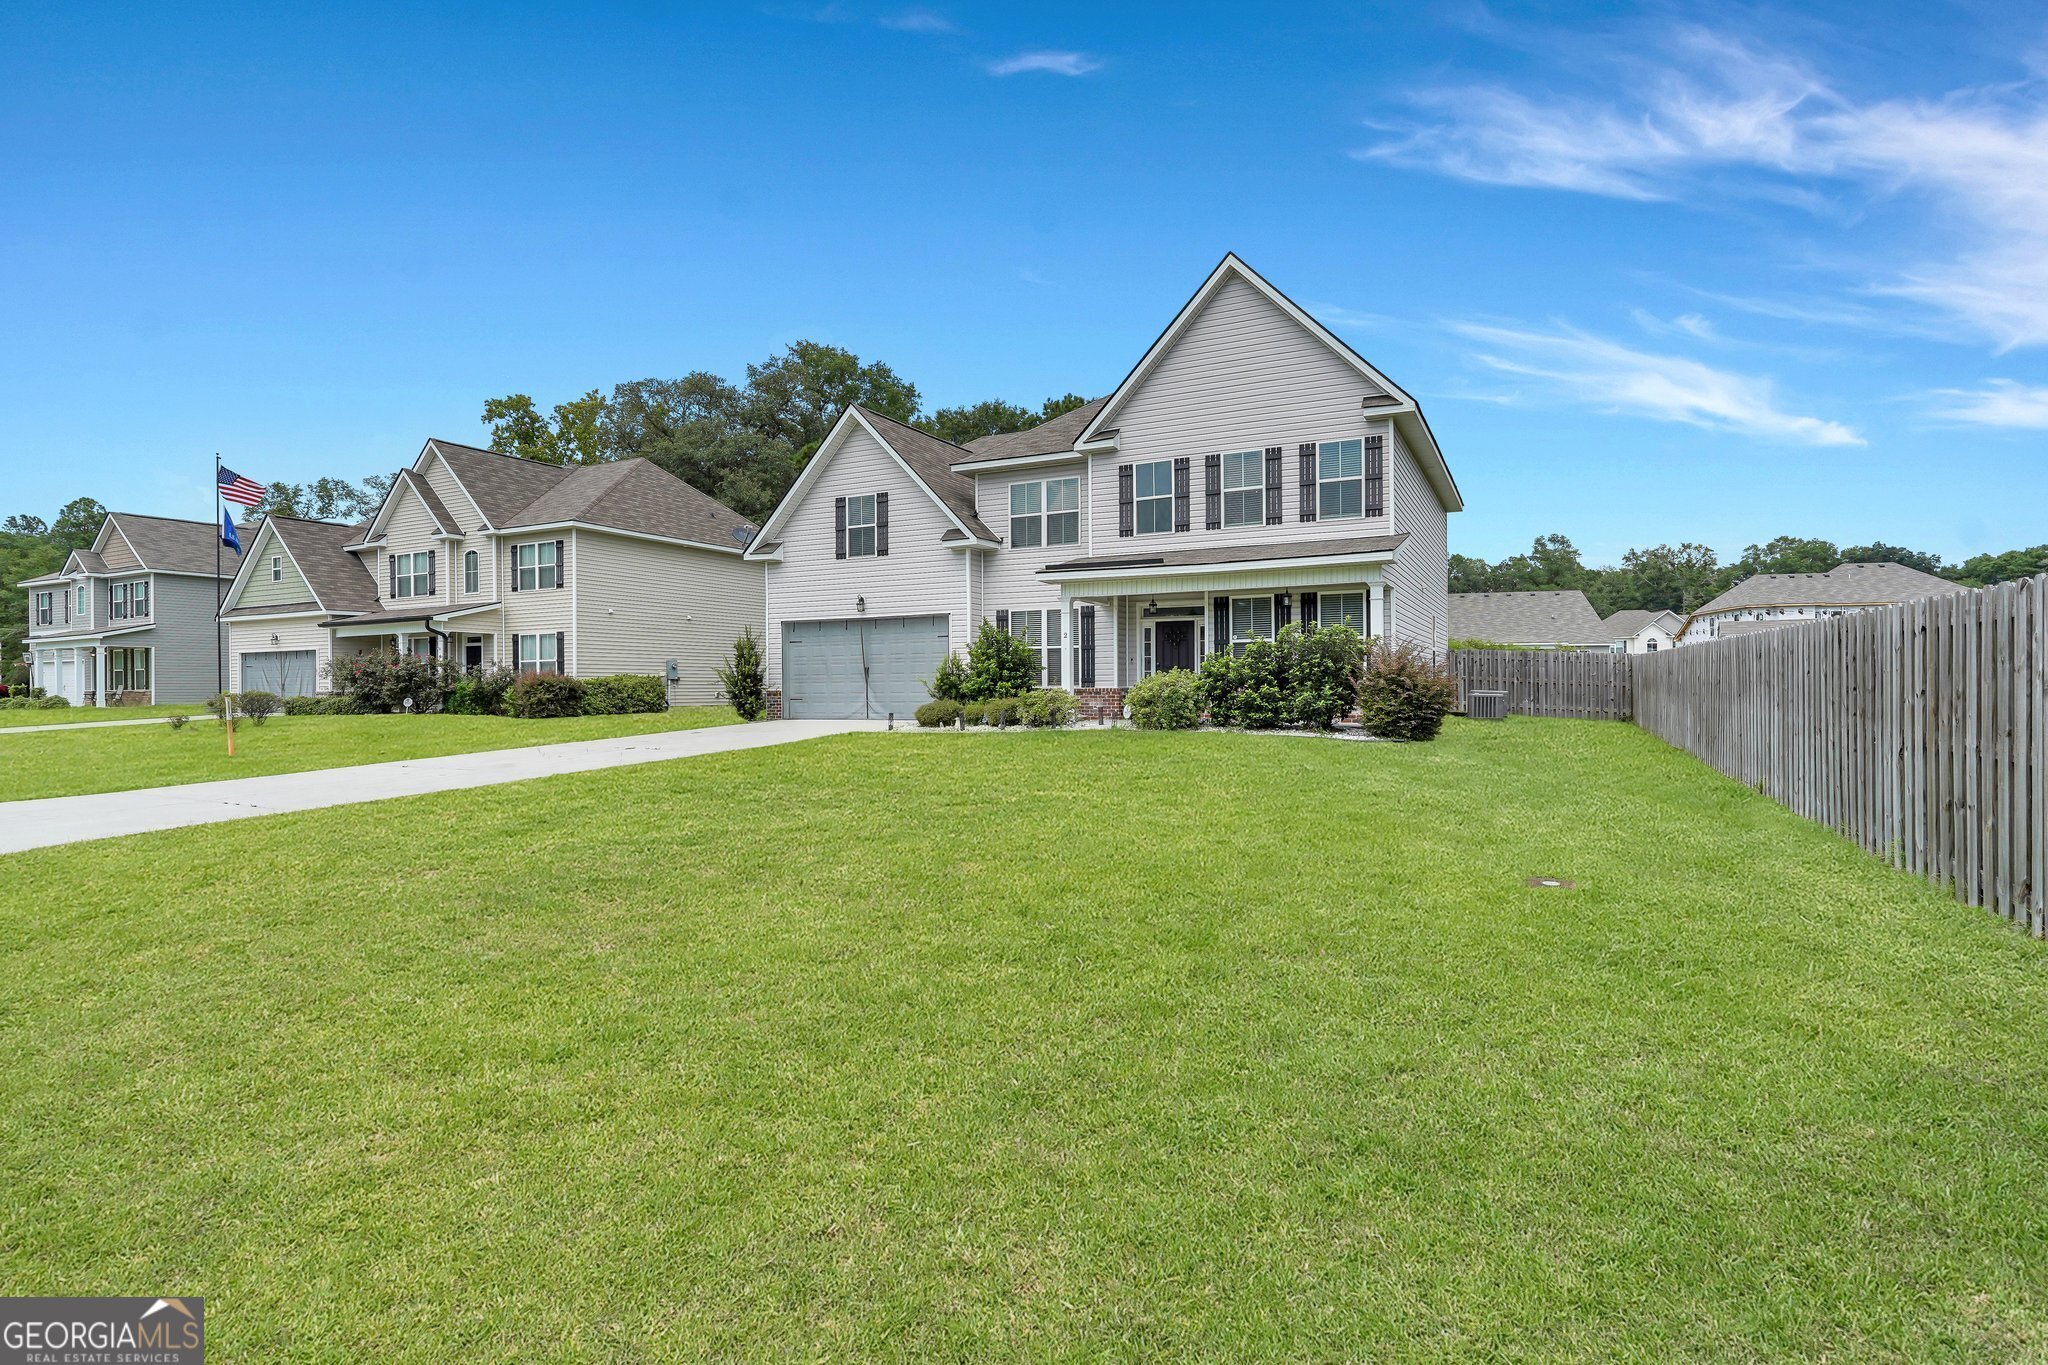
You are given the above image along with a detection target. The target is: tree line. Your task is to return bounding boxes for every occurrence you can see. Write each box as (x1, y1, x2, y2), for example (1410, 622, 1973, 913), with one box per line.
(1453, 534, 2048, 617)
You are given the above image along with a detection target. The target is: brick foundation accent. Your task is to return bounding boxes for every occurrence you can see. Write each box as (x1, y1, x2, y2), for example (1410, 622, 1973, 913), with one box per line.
(1073, 687, 1126, 722)
(764, 689, 783, 719)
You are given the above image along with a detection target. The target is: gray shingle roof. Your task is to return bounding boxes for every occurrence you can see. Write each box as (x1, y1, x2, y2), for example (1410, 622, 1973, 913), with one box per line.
(425, 439, 756, 548)
(1600, 608, 1681, 639)
(1042, 533, 1408, 574)
(221, 599, 320, 620)
(852, 407, 997, 542)
(1450, 590, 1613, 647)
(1714, 618, 1804, 636)
(104, 512, 252, 576)
(1693, 561, 1968, 614)
(396, 468, 456, 532)
(65, 550, 107, 575)
(265, 517, 381, 615)
(425, 440, 581, 528)
(955, 398, 1110, 464)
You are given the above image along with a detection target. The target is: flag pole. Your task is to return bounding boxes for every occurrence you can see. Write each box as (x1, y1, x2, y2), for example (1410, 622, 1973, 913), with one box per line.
(216, 454, 234, 758)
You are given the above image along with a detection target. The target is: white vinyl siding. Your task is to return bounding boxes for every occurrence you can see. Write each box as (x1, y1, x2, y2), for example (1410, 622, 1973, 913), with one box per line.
(572, 528, 765, 704)
(973, 461, 1080, 643)
(1381, 425, 1449, 653)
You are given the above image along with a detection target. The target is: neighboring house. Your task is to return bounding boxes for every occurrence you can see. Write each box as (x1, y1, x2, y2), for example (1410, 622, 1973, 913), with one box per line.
(1601, 608, 1683, 654)
(1448, 590, 1612, 650)
(1676, 561, 1968, 645)
(218, 440, 763, 702)
(745, 254, 1461, 719)
(20, 512, 248, 705)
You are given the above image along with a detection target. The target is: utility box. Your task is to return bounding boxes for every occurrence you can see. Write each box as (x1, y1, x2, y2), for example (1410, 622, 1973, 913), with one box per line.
(1468, 689, 1510, 721)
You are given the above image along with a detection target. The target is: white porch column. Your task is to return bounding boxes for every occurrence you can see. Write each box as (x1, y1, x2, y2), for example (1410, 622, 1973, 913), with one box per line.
(95, 646, 107, 706)
(1370, 578, 1388, 643)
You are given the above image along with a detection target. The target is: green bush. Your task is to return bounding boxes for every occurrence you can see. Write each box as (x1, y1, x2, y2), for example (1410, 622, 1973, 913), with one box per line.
(446, 665, 517, 716)
(915, 698, 963, 728)
(1196, 623, 1366, 730)
(237, 690, 283, 724)
(1356, 638, 1459, 741)
(34, 695, 70, 709)
(1197, 637, 1287, 729)
(960, 700, 988, 726)
(716, 628, 769, 721)
(283, 695, 362, 716)
(926, 652, 971, 703)
(1126, 669, 1201, 729)
(582, 674, 668, 715)
(1015, 688, 1079, 728)
(325, 649, 459, 713)
(510, 671, 587, 719)
(964, 620, 1038, 701)
(981, 695, 1023, 728)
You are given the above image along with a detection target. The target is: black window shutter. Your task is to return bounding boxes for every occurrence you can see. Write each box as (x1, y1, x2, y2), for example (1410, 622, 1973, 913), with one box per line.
(426, 549, 435, 596)
(834, 496, 848, 558)
(995, 609, 1009, 635)
(1300, 591, 1318, 628)
(876, 492, 889, 556)
(1173, 457, 1190, 533)
(1213, 595, 1230, 650)
(389, 553, 397, 599)
(1117, 464, 1134, 538)
(555, 631, 566, 674)
(1363, 590, 1372, 639)
(1298, 443, 1318, 522)
(508, 543, 518, 593)
(1203, 453, 1221, 530)
(1365, 434, 1386, 518)
(1264, 447, 1283, 525)
(554, 539, 566, 589)
(1079, 606, 1096, 687)
(1275, 591, 1293, 631)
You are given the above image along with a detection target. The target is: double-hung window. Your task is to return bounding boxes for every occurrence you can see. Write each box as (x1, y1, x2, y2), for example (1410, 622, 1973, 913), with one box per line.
(33, 592, 53, 626)
(1222, 450, 1264, 527)
(1229, 595, 1275, 654)
(1009, 608, 1064, 686)
(392, 552, 431, 598)
(1317, 439, 1364, 520)
(1133, 461, 1173, 535)
(1008, 477, 1081, 549)
(1318, 591, 1366, 633)
(845, 494, 878, 557)
(75, 585, 88, 618)
(515, 633, 559, 674)
(464, 550, 479, 594)
(111, 580, 148, 620)
(270, 555, 283, 583)
(109, 647, 151, 692)
(515, 542, 558, 591)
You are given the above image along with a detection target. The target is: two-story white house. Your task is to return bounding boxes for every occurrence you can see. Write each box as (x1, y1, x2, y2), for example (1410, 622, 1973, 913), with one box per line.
(20, 512, 248, 705)
(1675, 561, 1968, 645)
(745, 255, 1461, 719)
(219, 439, 764, 703)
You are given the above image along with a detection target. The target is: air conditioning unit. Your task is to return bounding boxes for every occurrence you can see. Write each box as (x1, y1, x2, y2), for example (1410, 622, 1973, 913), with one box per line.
(1467, 689, 1509, 721)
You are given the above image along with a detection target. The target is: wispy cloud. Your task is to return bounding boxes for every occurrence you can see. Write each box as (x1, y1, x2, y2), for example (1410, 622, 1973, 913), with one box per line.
(1928, 380, 2048, 429)
(1360, 25, 2048, 349)
(1631, 309, 1717, 341)
(878, 7, 953, 32)
(1448, 318, 1863, 445)
(987, 49, 1102, 77)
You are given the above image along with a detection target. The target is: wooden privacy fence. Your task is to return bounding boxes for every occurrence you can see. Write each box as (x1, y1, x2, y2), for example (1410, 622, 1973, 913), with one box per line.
(1633, 576, 2046, 935)
(1452, 649, 1634, 721)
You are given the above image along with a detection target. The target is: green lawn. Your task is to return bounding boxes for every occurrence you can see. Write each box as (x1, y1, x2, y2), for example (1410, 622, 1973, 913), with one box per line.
(0, 707, 738, 800)
(6, 720, 2048, 1359)
(0, 701, 209, 727)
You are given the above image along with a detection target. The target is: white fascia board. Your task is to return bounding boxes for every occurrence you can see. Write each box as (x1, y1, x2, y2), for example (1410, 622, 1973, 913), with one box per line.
(752, 406, 976, 547)
(950, 450, 1090, 475)
(1038, 548, 1399, 584)
(220, 522, 325, 615)
(488, 521, 747, 557)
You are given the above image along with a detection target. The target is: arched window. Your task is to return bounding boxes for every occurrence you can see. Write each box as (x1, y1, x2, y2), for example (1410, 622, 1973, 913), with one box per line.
(464, 549, 479, 594)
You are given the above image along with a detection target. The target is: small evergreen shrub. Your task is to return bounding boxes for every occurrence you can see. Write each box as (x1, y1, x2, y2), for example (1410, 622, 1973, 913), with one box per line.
(510, 671, 586, 719)
(960, 699, 988, 726)
(914, 698, 963, 727)
(283, 695, 362, 716)
(1126, 669, 1201, 729)
(1197, 637, 1287, 728)
(1015, 688, 1079, 728)
(34, 695, 70, 709)
(926, 652, 971, 703)
(964, 620, 1038, 701)
(716, 628, 769, 721)
(981, 695, 1022, 728)
(1285, 624, 1366, 729)
(582, 674, 668, 715)
(1356, 639, 1459, 741)
(447, 665, 517, 717)
(237, 691, 283, 724)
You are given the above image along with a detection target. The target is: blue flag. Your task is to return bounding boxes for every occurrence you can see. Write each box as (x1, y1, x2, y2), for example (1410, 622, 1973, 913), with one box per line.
(220, 509, 241, 554)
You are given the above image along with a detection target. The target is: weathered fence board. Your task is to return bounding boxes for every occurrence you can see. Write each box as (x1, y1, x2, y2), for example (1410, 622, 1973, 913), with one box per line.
(1632, 575, 2046, 935)
(1451, 649, 1633, 720)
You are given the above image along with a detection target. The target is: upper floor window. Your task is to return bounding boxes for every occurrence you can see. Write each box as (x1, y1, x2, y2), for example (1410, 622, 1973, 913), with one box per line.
(515, 542, 558, 591)
(1230, 595, 1275, 653)
(845, 494, 878, 557)
(1134, 461, 1174, 535)
(75, 585, 88, 617)
(33, 592, 53, 626)
(1222, 451, 1264, 528)
(392, 552, 432, 598)
(270, 555, 283, 582)
(464, 550, 479, 594)
(1008, 477, 1080, 549)
(111, 579, 148, 620)
(1318, 440, 1364, 520)
(1318, 591, 1365, 633)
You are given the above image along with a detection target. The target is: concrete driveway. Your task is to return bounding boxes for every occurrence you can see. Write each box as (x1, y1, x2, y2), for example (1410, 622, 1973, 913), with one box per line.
(0, 718, 879, 856)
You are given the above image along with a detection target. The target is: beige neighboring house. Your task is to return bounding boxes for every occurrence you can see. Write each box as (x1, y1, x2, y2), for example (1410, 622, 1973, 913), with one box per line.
(1449, 590, 1612, 649)
(1676, 561, 1968, 645)
(219, 440, 763, 703)
(1601, 608, 1683, 654)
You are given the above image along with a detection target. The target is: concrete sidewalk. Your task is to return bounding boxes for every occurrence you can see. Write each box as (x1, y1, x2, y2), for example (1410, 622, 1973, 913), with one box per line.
(0, 719, 877, 856)
(0, 714, 217, 735)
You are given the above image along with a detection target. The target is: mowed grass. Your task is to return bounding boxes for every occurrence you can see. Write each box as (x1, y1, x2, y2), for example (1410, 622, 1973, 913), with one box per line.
(6, 720, 2048, 1360)
(0, 701, 209, 727)
(0, 706, 738, 800)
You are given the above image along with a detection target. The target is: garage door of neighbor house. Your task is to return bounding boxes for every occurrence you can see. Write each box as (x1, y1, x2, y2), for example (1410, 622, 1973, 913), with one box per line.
(49, 649, 85, 705)
(240, 649, 319, 697)
(782, 616, 949, 720)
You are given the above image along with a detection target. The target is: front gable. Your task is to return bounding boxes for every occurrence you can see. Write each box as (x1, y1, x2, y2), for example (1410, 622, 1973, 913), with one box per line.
(225, 521, 319, 612)
(96, 518, 144, 571)
(749, 408, 981, 558)
(419, 446, 485, 531)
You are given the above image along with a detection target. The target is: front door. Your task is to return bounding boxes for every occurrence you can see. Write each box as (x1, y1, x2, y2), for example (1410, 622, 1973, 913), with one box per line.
(463, 638, 484, 671)
(1156, 620, 1196, 672)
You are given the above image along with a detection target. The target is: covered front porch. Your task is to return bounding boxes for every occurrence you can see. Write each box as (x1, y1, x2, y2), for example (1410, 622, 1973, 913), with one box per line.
(326, 604, 505, 672)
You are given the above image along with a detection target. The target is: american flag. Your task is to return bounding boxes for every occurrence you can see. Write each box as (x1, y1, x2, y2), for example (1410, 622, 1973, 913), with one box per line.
(217, 464, 267, 508)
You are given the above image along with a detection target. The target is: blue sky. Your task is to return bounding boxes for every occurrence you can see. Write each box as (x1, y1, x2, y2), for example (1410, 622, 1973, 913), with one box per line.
(2, 1, 2043, 565)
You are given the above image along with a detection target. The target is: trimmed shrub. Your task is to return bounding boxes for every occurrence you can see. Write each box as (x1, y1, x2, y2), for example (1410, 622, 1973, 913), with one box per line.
(1197, 637, 1287, 729)
(582, 674, 668, 715)
(964, 620, 1038, 701)
(446, 665, 517, 717)
(1126, 669, 1201, 729)
(914, 698, 963, 728)
(1015, 688, 1079, 728)
(1357, 639, 1458, 741)
(981, 695, 1023, 728)
(237, 691, 282, 724)
(716, 628, 769, 721)
(960, 699, 988, 726)
(510, 671, 586, 719)
(1285, 623, 1366, 729)
(926, 652, 971, 703)
(283, 695, 362, 716)
(34, 694, 70, 709)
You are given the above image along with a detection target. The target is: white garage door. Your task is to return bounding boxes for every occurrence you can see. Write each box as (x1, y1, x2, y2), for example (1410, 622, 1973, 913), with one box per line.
(783, 616, 949, 720)
(44, 649, 85, 705)
(240, 650, 319, 697)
